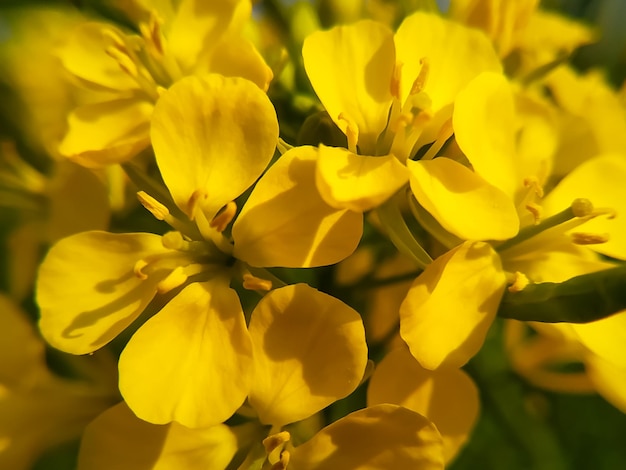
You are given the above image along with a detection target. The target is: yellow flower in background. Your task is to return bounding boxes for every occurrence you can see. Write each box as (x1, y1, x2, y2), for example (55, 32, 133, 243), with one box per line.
(57, 0, 272, 167)
(0, 295, 117, 470)
(36, 73, 362, 428)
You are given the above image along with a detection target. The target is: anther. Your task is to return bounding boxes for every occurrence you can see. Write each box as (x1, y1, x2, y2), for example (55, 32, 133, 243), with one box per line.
(525, 202, 542, 224)
(507, 271, 530, 293)
(156, 266, 188, 294)
(409, 57, 430, 95)
(133, 259, 149, 280)
(186, 189, 208, 220)
(243, 274, 273, 291)
(137, 191, 169, 220)
(390, 62, 404, 100)
(570, 232, 610, 245)
(338, 112, 359, 154)
(210, 201, 237, 232)
(270, 451, 290, 470)
(263, 431, 291, 454)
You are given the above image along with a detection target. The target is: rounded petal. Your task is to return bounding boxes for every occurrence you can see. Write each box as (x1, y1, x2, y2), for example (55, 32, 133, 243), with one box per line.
(232, 146, 363, 267)
(453, 72, 517, 197)
(119, 278, 252, 428)
(58, 98, 152, 168)
(151, 74, 278, 221)
(289, 404, 444, 470)
(395, 12, 501, 111)
(248, 284, 367, 426)
(58, 22, 139, 91)
(400, 241, 506, 370)
(542, 154, 626, 260)
(367, 347, 479, 463)
(571, 311, 626, 370)
(37, 231, 171, 355)
(316, 145, 409, 212)
(302, 20, 395, 153)
(78, 402, 241, 470)
(407, 158, 519, 241)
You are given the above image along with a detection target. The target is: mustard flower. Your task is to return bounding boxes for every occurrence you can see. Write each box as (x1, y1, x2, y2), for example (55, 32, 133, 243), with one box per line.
(57, 0, 272, 167)
(36, 74, 362, 429)
(75, 283, 445, 469)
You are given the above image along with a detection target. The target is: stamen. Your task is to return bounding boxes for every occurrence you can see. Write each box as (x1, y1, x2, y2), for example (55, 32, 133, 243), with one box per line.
(105, 44, 139, 79)
(507, 271, 530, 293)
(133, 259, 149, 280)
(137, 191, 169, 221)
(270, 451, 290, 470)
(186, 189, 209, 220)
(242, 273, 273, 291)
(409, 57, 430, 95)
(390, 61, 404, 100)
(156, 266, 188, 294)
(210, 201, 237, 232)
(139, 11, 165, 57)
(497, 198, 599, 253)
(525, 202, 542, 224)
(570, 232, 610, 245)
(263, 431, 291, 454)
(338, 112, 359, 154)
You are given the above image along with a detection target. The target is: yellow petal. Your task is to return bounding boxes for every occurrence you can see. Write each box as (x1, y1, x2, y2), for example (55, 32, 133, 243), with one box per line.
(367, 347, 479, 463)
(571, 311, 626, 370)
(232, 146, 362, 267)
(586, 353, 626, 414)
(58, 98, 152, 168)
(201, 35, 273, 91)
(400, 241, 506, 369)
(58, 22, 139, 91)
(37, 231, 172, 355)
(542, 154, 626, 260)
(119, 278, 253, 428)
(167, 0, 251, 73)
(302, 20, 395, 153)
(395, 12, 501, 110)
(453, 72, 517, 197)
(77, 402, 243, 470)
(151, 74, 278, 221)
(407, 158, 519, 241)
(289, 404, 444, 470)
(248, 284, 367, 426)
(316, 145, 409, 212)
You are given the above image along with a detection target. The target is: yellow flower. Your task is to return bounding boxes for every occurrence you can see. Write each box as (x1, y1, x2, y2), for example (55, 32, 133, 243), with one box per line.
(57, 0, 272, 167)
(302, 12, 521, 241)
(74, 284, 445, 469)
(400, 72, 626, 370)
(36, 74, 362, 428)
(0, 295, 116, 470)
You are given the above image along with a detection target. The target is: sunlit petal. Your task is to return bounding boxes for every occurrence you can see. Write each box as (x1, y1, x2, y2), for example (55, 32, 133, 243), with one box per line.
(37, 231, 171, 355)
(248, 284, 367, 426)
(232, 146, 362, 267)
(400, 241, 506, 369)
(119, 278, 253, 428)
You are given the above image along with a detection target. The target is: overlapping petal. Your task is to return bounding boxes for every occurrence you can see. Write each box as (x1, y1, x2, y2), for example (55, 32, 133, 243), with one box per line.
(400, 241, 506, 369)
(302, 20, 395, 152)
(288, 404, 444, 470)
(77, 402, 244, 470)
(119, 277, 253, 428)
(232, 146, 362, 267)
(37, 231, 173, 355)
(58, 98, 153, 168)
(151, 74, 278, 221)
(248, 284, 367, 426)
(453, 72, 517, 198)
(367, 347, 479, 463)
(315, 145, 409, 212)
(394, 12, 501, 110)
(407, 158, 519, 241)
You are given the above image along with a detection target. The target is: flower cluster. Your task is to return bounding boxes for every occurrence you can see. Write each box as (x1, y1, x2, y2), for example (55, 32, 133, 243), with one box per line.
(2, 0, 626, 468)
